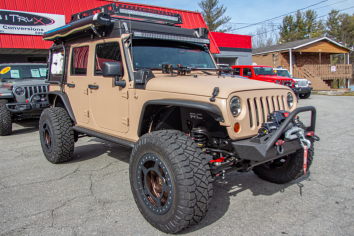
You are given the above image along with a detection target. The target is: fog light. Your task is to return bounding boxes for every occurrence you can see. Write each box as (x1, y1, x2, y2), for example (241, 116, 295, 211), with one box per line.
(33, 95, 41, 102)
(234, 123, 240, 133)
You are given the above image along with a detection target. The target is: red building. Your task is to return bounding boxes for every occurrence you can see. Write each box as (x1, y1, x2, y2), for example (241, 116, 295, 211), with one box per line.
(0, 0, 251, 65)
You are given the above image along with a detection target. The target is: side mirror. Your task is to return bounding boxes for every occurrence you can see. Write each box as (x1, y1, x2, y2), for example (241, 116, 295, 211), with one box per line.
(247, 71, 252, 76)
(102, 62, 126, 88)
(102, 61, 122, 77)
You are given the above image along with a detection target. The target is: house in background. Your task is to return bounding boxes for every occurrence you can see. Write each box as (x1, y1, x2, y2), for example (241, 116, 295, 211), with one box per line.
(252, 37, 352, 90)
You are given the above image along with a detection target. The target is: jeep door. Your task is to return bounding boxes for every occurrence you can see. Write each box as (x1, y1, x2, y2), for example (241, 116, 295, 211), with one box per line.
(65, 44, 90, 124)
(88, 40, 129, 133)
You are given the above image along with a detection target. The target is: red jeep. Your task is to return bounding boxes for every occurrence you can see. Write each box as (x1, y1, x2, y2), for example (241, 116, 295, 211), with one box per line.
(231, 65, 297, 92)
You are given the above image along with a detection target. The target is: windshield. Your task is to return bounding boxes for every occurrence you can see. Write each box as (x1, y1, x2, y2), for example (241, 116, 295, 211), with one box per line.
(253, 67, 275, 76)
(275, 70, 291, 77)
(130, 39, 216, 70)
(0, 65, 47, 80)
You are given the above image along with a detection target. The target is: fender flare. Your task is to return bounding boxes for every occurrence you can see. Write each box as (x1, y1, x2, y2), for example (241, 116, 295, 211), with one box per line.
(138, 99, 224, 137)
(47, 92, 77, 124)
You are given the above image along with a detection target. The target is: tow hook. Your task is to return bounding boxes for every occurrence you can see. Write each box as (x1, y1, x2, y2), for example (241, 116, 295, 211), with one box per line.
(275, 139, 285, 155)
(306, 131, 320, 141)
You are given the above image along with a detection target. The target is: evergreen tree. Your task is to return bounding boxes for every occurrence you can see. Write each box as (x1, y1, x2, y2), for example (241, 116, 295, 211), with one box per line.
(198, 0, 231, 32)
(279, 10, 325, 43)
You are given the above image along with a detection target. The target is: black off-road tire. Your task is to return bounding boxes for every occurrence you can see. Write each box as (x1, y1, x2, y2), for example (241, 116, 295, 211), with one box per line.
(39, 107, 75, 164)
(299, 92, 311, 99)
(0, 99, 12, 136)
(253, 146, 314, 184)
(129, 130, 213, 234)
(253, 120, 315, 184)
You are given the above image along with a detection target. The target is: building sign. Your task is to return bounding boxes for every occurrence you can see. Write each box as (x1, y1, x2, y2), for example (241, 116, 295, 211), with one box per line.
(0, 10, 65, 36)
(331, 66, 336, 72)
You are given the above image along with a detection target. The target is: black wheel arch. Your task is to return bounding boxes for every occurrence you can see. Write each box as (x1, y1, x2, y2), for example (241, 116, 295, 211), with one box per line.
(138, 99, 226, 137)
(47, 92, 77, 124)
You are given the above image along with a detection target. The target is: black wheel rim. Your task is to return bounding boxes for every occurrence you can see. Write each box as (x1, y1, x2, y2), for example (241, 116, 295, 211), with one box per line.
(262, 156, 290, 171)
(137, 154, 173, 215)
(41, 120, 53, 153)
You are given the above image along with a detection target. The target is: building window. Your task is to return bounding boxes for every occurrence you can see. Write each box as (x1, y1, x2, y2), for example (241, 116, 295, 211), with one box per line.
(95, 42, 123, 75)
(71, 46, 89, 75)
(27, 56, 47, 63)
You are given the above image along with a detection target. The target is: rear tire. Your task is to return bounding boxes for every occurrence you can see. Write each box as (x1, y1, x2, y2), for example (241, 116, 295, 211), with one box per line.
(129, 130, 212, 233)
(39, 107, 75, 164)
(299, 92, 311, 99)
(0, 99, 12, 136)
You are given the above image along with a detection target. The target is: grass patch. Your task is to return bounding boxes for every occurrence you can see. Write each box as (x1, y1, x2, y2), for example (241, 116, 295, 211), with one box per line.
(312, 91, 354, 96)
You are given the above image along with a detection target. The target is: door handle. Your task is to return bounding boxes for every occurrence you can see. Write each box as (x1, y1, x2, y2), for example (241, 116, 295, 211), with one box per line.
(88, 84, 99, 89)
(67, 83, 75, 88)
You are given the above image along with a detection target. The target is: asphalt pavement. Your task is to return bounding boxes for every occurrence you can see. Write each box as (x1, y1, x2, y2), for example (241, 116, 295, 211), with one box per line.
(0, 95, 353, 236)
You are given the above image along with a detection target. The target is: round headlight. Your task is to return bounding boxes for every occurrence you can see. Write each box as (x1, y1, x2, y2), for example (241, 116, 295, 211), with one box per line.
(14, 87, 25, 96)
(230, 96, 242, 117)
(287, 92, 294, 108)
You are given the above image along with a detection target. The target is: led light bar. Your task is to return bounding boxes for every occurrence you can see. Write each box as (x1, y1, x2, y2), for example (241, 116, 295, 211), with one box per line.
(119, 8, 179, 22)
(133, 31, 210, 44)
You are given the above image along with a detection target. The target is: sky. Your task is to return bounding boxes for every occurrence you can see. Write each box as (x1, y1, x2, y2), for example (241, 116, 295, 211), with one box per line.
(120, 0, 354, 35)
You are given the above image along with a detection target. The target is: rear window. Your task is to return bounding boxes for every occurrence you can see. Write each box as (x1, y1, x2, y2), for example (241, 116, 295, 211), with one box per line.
(0, 65, 47, 80)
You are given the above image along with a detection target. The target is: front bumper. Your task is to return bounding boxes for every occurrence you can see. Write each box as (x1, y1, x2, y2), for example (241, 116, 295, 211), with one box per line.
(232, 106, 316, 162)
(6, 101, 50, 113)
(298, 87, 313, 94)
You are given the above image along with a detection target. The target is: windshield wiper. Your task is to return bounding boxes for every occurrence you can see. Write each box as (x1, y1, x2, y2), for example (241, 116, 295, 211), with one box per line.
(201, 70, 213, 75)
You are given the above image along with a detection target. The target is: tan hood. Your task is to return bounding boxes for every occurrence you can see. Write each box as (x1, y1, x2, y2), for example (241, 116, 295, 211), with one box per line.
(145, 75, 290, 98)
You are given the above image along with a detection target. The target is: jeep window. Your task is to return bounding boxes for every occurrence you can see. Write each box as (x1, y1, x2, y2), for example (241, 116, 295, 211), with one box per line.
(253, 67, 275, 76)
(276, 70, 291, 77)
(242, 68, 252, 76)
(95, 42, 123, 75)
(130, 39, 216, 70)
(233, 68, 241, 75)
(0, 65, 47, 81)
(71, 46, 89, 75)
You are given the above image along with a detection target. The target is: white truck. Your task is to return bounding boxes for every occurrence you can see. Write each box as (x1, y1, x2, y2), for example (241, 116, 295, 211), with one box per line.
(274, 68, 313, 99)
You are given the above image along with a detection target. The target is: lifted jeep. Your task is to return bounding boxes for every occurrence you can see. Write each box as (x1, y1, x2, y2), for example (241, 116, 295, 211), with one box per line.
(0, 63, 50, 136)
(40, 3, 319, 234)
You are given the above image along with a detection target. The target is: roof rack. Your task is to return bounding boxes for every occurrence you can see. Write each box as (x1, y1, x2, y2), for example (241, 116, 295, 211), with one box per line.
(70, 3, 183, 25)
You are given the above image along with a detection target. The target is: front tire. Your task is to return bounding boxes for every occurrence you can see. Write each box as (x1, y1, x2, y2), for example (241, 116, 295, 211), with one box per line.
(299, 92, 311, 99)
(0, 99, 12, 136)
(39, 107, 75, 164)
(129, 130, 212, 233)
(253, 144, 314, 184)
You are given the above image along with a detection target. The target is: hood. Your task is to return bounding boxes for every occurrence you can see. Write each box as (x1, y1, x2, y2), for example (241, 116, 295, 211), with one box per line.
(145, 75, 291, 98)
(5, 79, 47, 87)
(292, 77, 308, 81)
(258, 75, 292, 81)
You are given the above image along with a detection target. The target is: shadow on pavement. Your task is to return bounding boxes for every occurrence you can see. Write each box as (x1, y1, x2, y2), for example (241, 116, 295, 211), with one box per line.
(68, 138, 131, 164)
(11, 119, 39, 136)
(63, 136, 312, 234)
(181, 171, 311, 234)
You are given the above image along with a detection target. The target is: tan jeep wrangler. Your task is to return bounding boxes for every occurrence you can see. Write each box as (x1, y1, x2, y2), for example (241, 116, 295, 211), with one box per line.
(40, 4, 319, 234)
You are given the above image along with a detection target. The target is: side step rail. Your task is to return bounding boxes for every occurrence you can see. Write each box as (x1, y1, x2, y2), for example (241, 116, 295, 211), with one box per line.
(73, 126, 135, 148)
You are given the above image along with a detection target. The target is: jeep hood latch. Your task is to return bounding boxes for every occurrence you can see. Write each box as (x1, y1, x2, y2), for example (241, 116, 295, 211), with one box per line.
(210, 87, 219, 102)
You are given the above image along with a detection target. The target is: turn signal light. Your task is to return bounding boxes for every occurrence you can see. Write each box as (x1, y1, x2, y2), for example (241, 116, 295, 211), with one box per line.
(234, 123, 240, 133)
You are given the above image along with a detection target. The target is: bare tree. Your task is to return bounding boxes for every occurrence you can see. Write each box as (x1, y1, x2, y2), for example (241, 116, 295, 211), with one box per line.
(249, 22, 280, 49)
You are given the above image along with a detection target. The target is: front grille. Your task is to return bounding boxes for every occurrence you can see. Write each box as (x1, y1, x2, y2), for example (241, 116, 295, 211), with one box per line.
(298, 80, 308, 87)
(247, 96, 286, 128)
(23, 85, 49, 99)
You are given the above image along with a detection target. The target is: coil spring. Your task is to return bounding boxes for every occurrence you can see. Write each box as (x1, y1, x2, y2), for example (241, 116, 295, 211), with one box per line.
(193, 133, 207, 146)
